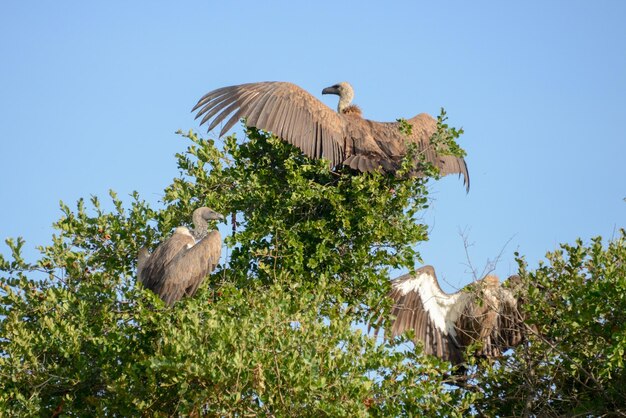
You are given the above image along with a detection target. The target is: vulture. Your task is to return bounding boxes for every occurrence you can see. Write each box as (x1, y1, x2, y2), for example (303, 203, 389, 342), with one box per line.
(137, 207, 224, 306)
(381, 265, 525, 365)
(192, 81, 469, 190)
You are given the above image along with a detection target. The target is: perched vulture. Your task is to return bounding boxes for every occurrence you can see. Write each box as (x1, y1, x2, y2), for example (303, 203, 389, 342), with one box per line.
(382, 265, 525, 365)
(137, 207, 223, 306)
(192, 81, 469, 190)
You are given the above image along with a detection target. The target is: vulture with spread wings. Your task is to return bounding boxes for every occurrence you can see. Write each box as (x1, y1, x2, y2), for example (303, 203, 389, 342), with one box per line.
(137, 207, 223, 306)
(192, 81, 469, 190)
(381, 265, 525, 365)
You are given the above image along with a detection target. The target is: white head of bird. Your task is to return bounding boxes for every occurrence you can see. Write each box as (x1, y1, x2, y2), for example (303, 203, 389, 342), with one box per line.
(322, 82, 354, 113)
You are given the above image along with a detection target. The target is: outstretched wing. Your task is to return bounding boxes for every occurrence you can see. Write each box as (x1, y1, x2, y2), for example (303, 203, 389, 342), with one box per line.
(496, 275, 526, 348)
(387, 265, 471, 363)
(159, 230, 222, 306)
(455, 276, 526, 360)
(193, 82, 346, 168)
(373, 114, 469, 190)
(193, 82, 469, 189)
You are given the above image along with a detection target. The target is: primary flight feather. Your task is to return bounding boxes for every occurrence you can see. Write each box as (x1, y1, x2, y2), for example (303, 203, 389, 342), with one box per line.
(381, 265, 525, 364)
(193, 81, 469, 190)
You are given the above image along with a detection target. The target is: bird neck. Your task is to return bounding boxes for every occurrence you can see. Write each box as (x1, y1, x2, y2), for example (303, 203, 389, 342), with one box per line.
(191, 211, 209, 241)
(337, 87, 354, 113)
(193, 229, 208, 241)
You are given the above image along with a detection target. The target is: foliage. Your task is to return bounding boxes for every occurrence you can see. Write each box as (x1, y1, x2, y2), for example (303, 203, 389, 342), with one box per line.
(475, 231, 626, 417)
(429, 109, 466, 159)
(0, 116, 478, 416)
(4, 110, 623, 416)
(166, 127, 431, 320)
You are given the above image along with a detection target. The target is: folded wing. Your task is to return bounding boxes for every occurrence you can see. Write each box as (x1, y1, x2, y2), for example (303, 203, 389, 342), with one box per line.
(159, 230, 222, 306)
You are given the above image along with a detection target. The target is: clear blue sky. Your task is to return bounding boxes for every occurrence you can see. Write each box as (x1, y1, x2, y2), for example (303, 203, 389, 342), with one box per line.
(1, 1, 624, 290)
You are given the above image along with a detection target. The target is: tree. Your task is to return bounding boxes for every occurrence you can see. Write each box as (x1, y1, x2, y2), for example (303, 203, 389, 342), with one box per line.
(3, 116, 625, 417)
(0, 117, 477, 416)
(474, 231, 626, 417)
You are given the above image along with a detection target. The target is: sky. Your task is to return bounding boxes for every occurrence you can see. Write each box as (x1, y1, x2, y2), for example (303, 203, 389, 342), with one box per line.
(1, 1, 625, 291)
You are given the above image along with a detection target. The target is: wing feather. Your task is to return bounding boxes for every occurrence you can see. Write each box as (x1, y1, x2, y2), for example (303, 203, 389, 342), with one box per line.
(381, 267, 526, 364)
(192, 87, 231, 112)
(367, 114, 469, 189)
(193, 82, 346, 167)
(245, 88, 275, 127)
(139, 232, 194, 296)
(219, 90, 265, 135)
(288, 107, 303, 149)
(265, 95, 288, 136)
(206, 88, 262, 131)
(439, 155, 470, 192)
(256, 95, 279, 131)
(160, 230, 222, 306)
(196, 93, 239, 126)
(210, 86, 269, 132)
(277, 97, 295, 140)
(496, 277, 525, 347)
(315, 122, 323, 159)
(385, 266, 472, 363)
(193, 82, 469, 187)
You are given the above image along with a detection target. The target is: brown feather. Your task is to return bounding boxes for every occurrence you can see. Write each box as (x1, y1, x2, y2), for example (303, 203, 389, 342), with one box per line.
(221, 91, 264, 136)
(138, 231, 194, 294)
(255, 94, 279, 131)
(138, 210, 223, 306)
(159, 230, 222, 306)
(193, 82, 469, 189)
(378, 266, 527, 365)
(342, 104, 362, 117)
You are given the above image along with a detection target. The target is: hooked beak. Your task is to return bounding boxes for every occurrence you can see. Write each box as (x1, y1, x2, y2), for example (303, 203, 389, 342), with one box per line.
(322, 85, 340, 96)
(207, 211, 225, 221)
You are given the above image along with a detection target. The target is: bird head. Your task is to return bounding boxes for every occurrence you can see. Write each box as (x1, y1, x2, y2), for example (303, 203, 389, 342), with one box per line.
(322, 81, 354, 97)
(322, 82, 354, 113)
(193, 207, 225, 222)
(191, 207, 225, 240)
